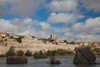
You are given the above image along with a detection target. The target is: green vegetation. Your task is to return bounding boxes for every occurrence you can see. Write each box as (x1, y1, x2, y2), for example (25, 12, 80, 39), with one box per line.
(19, 35, 25, 38)
(6, 46, 16, 57)
(31, 36, 35, 38)
(16, 37, 22, 43)
(0, 54, 5, 58)
(54, 49, 74, 56)
(33, 49, 75, 59)
(25, 50, 32, 56)
(9, 36, 15, 39)
(64, 40, 68, 44)
(1, 47, 74, 58)
(46, 49, 74, 56)
(34, 51, 48, 59)
(17, 50, 24, 57)
(1, 47, 33, 57)
(4, 48, 33, 57)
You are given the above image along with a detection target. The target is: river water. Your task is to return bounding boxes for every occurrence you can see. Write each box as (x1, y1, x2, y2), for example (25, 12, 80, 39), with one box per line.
(0, 56, 100, 67)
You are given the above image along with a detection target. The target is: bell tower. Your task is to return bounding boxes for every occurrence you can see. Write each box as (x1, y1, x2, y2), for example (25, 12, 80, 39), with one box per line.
(50, 34, 56, 39)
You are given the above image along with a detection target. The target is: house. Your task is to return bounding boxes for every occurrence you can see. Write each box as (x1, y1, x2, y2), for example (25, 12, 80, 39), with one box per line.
(90, 42, 99, 45)
(75, 42, 83, 45)
(0, 32, 3, 36)
(6, 32, 16, 37)
(49, 34, 62, 42)
(0, 32, 6, 37)
(83, 42, 89, 46)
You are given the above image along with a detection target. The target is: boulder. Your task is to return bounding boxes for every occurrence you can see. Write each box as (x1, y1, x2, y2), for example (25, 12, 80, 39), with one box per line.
(54, 60, 61, 64)
(6, 56, 28, 64)
(50, 56, 61, 64)
(73, 47, 96, 64)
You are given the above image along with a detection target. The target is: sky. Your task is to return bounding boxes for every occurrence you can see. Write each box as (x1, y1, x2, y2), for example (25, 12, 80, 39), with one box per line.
(0, 0, 100, 42)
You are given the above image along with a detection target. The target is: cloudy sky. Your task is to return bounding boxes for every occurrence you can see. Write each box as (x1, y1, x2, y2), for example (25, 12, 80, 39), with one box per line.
(0, 0, 100, 42)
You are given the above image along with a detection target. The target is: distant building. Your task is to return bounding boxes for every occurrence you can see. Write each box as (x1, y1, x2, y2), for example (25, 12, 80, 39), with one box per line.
(75, 42, 83, 45)
(0, 32, 3, 36)
(75, 41, 100, 47)
(6, 32, 16, 37)
(0, 32, 6, 37)
(88, 42, 99, 45)
(49, 34, 62, 42)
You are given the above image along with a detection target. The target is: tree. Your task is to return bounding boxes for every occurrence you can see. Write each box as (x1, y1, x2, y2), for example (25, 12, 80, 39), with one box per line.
(31, 36, 35, 38)
(25, 50, 32, 56)
(17, 50, 24, 57)
(10, 36, 15, 39)
(39, 50, 43, 55)
(6, 46, 16, 57)
(16, 37, 22, 43)
(64, 40, 68, 44)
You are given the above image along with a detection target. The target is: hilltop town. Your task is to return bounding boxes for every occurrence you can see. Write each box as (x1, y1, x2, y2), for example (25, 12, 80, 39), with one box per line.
(0, 32, 100, 55)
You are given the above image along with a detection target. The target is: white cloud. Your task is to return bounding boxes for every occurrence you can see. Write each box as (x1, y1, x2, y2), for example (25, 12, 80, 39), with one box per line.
(47, 0, 78, 12)
(47, 13, 84, 24)
(39, 22, 51, 30)
(0, 18, 51, 38)
(73, 33, 100, 42)
(64, 32, 100, 42)
(81, 0, 100, 12)
(0, 19, 17, 32)
(53, 27, 69, 33)
(73, 17, 100, 34)
(65, 32, 73, 37)
(0, 0, 45, 17)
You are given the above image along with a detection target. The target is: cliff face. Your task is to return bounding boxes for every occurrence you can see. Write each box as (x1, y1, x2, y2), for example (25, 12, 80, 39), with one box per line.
(73, 47, 96, 64)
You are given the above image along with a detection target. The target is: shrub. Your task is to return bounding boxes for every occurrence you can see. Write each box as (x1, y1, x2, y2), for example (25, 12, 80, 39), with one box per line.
(55, 49, 74, 56)
(9, 36, 15, 39)
(16, 37, 22, 43)
(0, 54, 5, 58)
(31, 36, 35, 38)
(17, 50, 24, 57)
(25, 50, 32, 56)
(46, 50, 53, 56)
(33, 49, 75, 58)
(39, 50, 43, 55)
(33, 51, 48, 59)
(34, 54, 48, 59)
(6, 46, 16, 57)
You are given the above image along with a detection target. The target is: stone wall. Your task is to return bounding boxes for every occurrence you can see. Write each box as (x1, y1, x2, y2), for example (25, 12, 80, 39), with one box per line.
(0, 39, 76, 55)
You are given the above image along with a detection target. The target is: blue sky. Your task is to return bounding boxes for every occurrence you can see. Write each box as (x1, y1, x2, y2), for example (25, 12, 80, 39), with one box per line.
(0, 0, 100, 42)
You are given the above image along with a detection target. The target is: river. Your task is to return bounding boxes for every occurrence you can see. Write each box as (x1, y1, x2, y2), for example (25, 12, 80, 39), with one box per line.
(0, 56, 100, 67)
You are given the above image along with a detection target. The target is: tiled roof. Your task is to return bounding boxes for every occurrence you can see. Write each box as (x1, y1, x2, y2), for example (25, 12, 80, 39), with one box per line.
(51, 37, 60, 40)
(0, 32, 3, 36)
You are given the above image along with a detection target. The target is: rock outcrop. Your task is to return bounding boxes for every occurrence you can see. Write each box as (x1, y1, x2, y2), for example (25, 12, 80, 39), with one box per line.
(50, 56, 61, 64)
(73, 47, 96, 64)
(6, 56, 28, 64)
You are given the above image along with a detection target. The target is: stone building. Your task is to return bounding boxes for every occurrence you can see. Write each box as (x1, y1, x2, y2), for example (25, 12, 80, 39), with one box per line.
(49, 34, 62, 42)
(6, 32, 16, 37)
